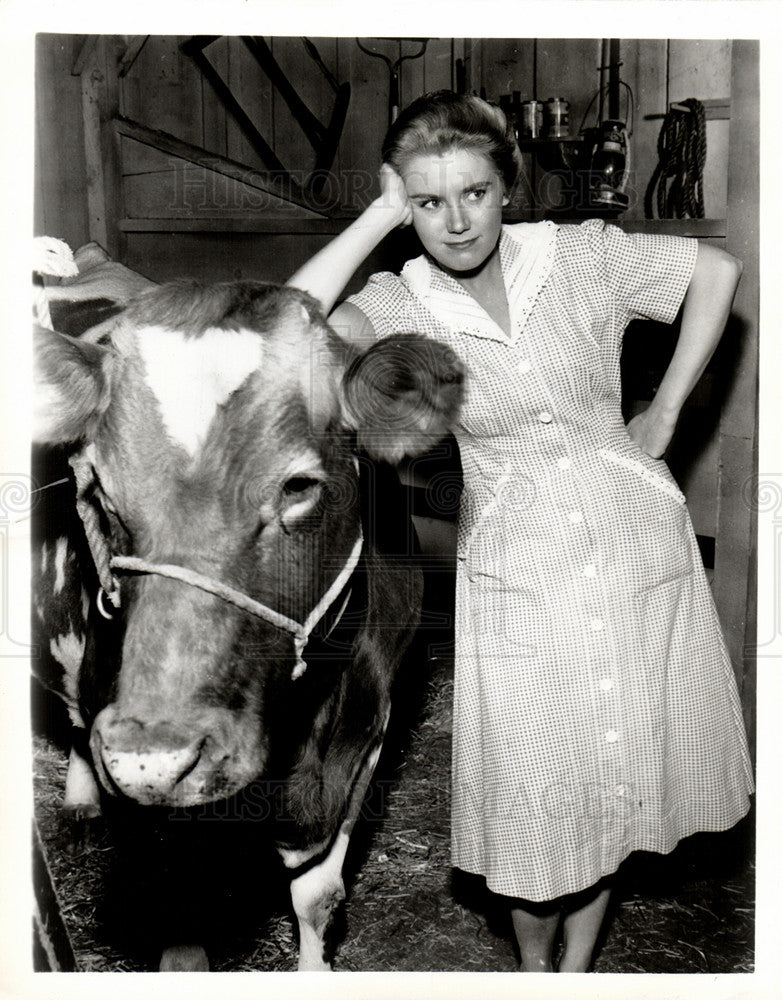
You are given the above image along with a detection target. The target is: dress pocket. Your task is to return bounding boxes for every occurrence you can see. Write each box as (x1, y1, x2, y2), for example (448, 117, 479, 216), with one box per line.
(598, 448, 686, 505)
(597, 448, 692, 591)
(458, 465, 541, 592)
(457, 469, 509, 566)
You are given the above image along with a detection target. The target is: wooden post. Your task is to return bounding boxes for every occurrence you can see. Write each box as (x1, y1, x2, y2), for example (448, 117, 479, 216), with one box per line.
(77, 36, 123, 259)
(714, 40, 759, 746)
(33, 821, 77, 970)
(608, 38, 621, 121)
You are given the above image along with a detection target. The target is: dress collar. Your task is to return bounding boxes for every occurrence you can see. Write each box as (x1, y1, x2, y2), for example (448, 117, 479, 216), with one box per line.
(400, 221, 559, 344)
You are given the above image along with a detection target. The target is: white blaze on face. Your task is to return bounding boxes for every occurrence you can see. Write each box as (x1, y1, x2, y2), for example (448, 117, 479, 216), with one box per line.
(136, 326, 265, 456)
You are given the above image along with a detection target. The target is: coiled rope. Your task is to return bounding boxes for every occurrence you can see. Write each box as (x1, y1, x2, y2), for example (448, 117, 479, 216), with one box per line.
(645, 98, 707, 219)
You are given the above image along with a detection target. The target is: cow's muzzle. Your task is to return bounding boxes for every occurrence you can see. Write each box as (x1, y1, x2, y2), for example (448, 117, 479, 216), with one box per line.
(90, 706, 258, 806)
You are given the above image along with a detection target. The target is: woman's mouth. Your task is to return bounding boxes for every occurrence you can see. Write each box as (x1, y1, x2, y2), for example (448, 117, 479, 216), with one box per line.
(446, 237, 478, 249)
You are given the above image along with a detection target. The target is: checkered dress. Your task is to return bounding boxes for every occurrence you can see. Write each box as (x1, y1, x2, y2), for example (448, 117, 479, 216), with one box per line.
(348, 219, 754, 901)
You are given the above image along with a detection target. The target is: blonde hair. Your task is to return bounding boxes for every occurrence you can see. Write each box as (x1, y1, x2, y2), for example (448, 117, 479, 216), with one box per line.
(382, 90, 523, 191)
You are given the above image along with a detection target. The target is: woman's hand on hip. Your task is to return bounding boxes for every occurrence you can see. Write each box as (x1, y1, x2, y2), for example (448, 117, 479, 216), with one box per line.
(377, 163, 413, 228)
(625, 404, 679, 459)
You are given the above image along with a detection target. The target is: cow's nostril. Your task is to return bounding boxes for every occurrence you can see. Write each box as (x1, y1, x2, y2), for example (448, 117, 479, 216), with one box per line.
(89, 705, 264, 806)
(91, 709, 212, 805)
(174, 736, 208, 785)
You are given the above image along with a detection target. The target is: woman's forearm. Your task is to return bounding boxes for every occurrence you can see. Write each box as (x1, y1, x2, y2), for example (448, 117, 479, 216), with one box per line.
(286, 186, 409, 314)
(626, 242, 742, 458)
(652, 242, 742, 418)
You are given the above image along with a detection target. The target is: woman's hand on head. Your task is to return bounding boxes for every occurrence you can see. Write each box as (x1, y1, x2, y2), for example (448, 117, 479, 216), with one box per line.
(286, 164, 411, 310)
(625, 404, 679, 459)
(377, 163, 413, 228)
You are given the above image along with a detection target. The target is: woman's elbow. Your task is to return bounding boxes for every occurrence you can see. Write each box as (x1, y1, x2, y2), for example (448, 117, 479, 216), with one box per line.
(723, 249, 743, 283)
(694, 242, 743, 290)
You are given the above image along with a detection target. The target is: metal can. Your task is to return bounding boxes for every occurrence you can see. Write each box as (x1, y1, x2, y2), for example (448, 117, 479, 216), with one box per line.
(544, 97, 570, 138)
(520, 100, 543, 139)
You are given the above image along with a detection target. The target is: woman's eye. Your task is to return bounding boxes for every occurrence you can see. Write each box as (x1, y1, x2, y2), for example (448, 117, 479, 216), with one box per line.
(466, 188, 487, 201)
(417, 198, 440, 211)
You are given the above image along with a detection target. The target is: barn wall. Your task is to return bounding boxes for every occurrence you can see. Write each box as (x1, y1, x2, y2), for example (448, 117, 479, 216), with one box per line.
(113, 38, 460, 283)
(471, 38, 732, 224)
(35, 36, 738, 280)
(34, 35, 90, 246)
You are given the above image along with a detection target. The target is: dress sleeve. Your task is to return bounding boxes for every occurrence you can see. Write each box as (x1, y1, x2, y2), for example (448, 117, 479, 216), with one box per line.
(583, 219, 698, 326)
(345, 271, 415, 340)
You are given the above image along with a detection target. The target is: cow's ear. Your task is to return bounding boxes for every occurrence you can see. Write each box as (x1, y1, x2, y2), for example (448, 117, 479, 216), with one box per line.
(33, 325, 112, 444)
(341, 334, 464, 463)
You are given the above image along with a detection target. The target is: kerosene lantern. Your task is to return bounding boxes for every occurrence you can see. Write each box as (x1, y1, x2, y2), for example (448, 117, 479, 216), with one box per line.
(588, 119, 630, 212)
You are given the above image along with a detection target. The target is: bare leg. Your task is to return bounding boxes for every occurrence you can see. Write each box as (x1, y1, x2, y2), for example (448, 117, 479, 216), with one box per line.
(510, 900, 561, 972)
(558, 882, 612, 972)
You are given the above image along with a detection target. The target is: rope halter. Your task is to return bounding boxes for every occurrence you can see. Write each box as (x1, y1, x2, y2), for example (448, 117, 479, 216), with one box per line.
(69, 452, 363, 680)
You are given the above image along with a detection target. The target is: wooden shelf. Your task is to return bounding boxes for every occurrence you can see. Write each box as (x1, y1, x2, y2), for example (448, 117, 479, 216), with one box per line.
(119, 217, 353, 235)
(645, 98, 731, 122)
(503, 217, 727, 238)
(517, 136, 584, 146)
(616, 219, 727, 238)
(121, 216, 726, 238)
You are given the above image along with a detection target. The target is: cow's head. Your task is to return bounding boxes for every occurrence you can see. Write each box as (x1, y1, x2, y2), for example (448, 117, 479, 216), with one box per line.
(34, 281, 462, 807)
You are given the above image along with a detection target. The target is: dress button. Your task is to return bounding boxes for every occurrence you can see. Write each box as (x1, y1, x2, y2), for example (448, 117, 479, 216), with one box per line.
(599, 677, 614, 691)
(538, 411, 553, 424)
(568, 511, 584, 524)
(583, 563, 597, 578)
(615, 784, 626, 797)
(605, 729, 619, 744)
(589, 617, 605, 632)
(519, 359, 532, 374)
(557, 456, 572, 471)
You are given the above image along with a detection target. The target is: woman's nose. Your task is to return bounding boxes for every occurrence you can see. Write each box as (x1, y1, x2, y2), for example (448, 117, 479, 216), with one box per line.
(446, 205, 469, 234)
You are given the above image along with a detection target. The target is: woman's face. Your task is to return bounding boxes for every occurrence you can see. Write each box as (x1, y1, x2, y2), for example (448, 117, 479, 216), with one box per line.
(400, 147, 508, 275)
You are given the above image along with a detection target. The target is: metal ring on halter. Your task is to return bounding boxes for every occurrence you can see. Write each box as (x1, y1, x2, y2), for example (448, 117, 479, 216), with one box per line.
(96, 587, 116, 620)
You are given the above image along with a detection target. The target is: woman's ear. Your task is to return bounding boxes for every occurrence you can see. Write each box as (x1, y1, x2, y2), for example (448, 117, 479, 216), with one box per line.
(341, 334, 464, 464)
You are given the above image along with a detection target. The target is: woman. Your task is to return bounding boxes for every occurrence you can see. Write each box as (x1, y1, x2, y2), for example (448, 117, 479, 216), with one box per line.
(287, 91, 753, 972)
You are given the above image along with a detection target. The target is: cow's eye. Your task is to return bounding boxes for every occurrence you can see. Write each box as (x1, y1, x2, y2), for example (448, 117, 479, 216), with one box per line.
(283, 476, 322, 496)
(280, 475, 324, 533)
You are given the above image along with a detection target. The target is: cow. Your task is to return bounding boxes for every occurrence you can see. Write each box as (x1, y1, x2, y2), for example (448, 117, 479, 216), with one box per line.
(32, 265, 463, 970)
